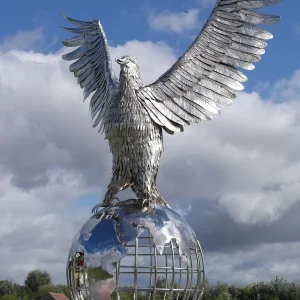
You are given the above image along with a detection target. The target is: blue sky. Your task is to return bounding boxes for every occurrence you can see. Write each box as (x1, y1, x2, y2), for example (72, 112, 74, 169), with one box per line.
(1, 0, 298, 91)
(1, 0, 300, 287)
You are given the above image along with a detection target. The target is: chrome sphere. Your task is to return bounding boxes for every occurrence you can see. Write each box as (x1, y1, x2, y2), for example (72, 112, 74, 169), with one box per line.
(67, 200, 205, 300)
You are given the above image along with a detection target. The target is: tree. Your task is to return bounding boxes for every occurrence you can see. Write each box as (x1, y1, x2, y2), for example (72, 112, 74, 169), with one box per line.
(112, 291, 137, 300)
(286, 280, 300, 300)
(202, 279, 212, 300)
(215, 282, 230, 300)
(204, 281, 230, 300)
(269, 276, 286, 298)
(24, 270, 52, 293)
(0, 281, 18, 297)
(0, 295, 18, 300)
(17, 286, 30, 300)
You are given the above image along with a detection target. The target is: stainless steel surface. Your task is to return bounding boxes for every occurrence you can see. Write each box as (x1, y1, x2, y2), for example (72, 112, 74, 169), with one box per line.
(61, 0, 281, 210)
(62, 2, 282, 297)
(66, 200, 205, 300)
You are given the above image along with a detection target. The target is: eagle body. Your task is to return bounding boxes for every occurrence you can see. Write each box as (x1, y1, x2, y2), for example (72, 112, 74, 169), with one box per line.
(103, 64, 165, 206)
(61, 0, 281, 211)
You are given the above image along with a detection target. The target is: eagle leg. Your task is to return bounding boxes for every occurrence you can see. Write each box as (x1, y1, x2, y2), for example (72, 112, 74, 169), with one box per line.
(91, 176, 131, 213)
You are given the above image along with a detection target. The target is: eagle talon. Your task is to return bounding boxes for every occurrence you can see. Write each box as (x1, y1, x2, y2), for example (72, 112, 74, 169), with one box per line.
(111, 197, 120, 206)
(91, 204, 101, 214)
(91, 203, 107, 214)
(141, 198, 150, 207)
(91, 197, 121, 214)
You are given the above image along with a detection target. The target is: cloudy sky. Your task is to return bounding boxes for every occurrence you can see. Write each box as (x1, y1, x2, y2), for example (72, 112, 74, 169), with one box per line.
(1, 0, 300, 287)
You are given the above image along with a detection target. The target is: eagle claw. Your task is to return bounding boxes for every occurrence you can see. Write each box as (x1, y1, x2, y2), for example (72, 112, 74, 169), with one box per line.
(141, 198, 150, 207)
(91, 197, 120, 214)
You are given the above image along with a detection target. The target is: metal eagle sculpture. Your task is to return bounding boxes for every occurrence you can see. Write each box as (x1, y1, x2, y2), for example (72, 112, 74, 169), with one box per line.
(61, 0, 281, 212)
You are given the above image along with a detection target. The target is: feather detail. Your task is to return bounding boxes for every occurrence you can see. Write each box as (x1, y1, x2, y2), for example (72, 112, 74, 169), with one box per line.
(61, 14, 118, 131)
(137, 0, 280, 133)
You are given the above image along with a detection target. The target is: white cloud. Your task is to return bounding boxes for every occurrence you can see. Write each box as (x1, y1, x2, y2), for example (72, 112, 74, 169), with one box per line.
(272, 69, 300, 102)
(205, 242, 300, 284)
(195, 0, 217, 8)
(0, 37, 178, 284)
(0, 27, 44, 52)
(174, 204, 192, 217)
(110, 40, 177, 84)
(148, 9, 201, 33)
(219, 181, 300, 224)
(195, 0, 216, 8)
(1, 28, 300, 285)
(0, 173, 90, 283)
(161, 90, 300, 224)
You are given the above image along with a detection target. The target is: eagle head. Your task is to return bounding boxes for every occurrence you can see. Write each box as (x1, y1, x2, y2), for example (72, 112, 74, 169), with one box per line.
(116, 56, 142, 88)
(115, 56, 138, 68)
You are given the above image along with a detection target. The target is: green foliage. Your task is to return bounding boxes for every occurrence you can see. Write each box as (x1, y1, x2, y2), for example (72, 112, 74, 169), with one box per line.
(202, 281, 230, 300)
(0, 294, 19, 300)
(24, 270, 52, 293)
(2, 270, 300, 300)
(112, 291, 135, 300)
(0, 281, 18, 297)
(0, 270, 71, 300)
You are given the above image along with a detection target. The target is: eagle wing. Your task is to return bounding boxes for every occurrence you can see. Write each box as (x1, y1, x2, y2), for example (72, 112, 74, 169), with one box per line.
(136, 0, 281, 134)
(61, 14, 118, 132)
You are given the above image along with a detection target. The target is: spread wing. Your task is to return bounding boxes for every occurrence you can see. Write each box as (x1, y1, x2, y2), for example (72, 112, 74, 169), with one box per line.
(61, 14, 118, 131)
(137, 0, 281, 134)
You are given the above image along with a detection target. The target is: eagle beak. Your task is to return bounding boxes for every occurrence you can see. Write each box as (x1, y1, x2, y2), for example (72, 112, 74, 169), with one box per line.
(115, 58, 124, 65)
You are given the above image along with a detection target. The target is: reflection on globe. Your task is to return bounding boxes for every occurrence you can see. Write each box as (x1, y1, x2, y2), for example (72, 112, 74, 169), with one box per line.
(66, 200, 205, 300)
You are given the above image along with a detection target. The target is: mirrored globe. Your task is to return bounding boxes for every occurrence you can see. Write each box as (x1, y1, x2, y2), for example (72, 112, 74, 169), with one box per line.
(67, 200, 205, 300)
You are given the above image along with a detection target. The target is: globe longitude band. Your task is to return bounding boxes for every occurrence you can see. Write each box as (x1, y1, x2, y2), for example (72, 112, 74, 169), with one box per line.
(61, 0, 281, 298)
